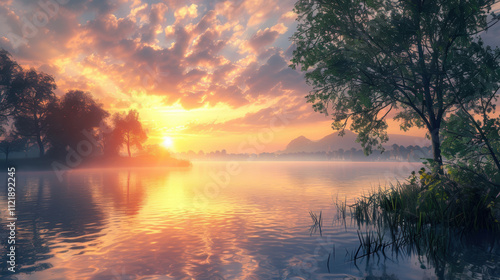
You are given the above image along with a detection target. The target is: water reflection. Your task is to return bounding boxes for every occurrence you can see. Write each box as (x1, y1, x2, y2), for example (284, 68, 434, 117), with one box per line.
(0, 172, 106, 275)
(3, 162, 495, 279)
(346, 229, 500, 279)
(312, 205, 500, 279)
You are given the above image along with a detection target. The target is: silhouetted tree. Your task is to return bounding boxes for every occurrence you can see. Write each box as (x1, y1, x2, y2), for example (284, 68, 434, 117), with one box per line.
(187, 150, 196, 157)
(349, 147, 357, 160)
(9, 69, 56, 157)
(45, 90, 109, 158)
(0, 49, 21, 134)
(338, 148, 344, 160)
(0, 135, 27, 160)
(391, 144, 400, 160)
(113, 110, 147, 157)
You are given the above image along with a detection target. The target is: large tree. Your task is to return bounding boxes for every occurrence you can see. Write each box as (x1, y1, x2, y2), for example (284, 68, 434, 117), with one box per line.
(10, 69, 57, 157)
(291, 0, 500, 172)
(113, 110, 148, 158)
(45, 90, 109, 158)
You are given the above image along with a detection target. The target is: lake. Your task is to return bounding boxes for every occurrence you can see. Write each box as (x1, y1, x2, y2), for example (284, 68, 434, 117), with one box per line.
(1, 161, 499, 279)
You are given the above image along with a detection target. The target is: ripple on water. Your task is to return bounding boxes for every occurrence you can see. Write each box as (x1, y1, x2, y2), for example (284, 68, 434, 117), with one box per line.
(2, 162, 497, 279)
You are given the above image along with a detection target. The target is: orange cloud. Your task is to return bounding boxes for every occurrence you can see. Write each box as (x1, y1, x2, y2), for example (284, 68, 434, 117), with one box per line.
(246, 23, 288, 53)
(0, 0, 383, 152)
(175, 4, 198, 22)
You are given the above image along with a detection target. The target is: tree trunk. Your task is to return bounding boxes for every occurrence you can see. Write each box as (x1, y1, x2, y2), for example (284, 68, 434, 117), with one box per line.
(430, 127, 443, 174)
(37, 134, 44, 157)
(34, 114, 45, 158)
(127, 135, 131, 158)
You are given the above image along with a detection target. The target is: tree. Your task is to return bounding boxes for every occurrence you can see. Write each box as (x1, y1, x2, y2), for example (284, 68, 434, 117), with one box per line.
(0, 49, 21, 135)
(9, 69, 56, 157)
(113, 110, 148, 157)
(291, 0, 500, 173)
(0, 135, 27, 161)
(391, 144, 400, 160)
(45, 90, 109, 158)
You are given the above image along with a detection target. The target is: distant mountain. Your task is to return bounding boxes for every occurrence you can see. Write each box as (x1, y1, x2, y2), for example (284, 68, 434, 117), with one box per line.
(282, 130, 430, 153)
(285, 135, 315, 152)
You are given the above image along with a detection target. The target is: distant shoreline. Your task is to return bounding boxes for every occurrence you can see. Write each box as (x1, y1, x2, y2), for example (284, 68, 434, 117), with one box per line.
(0, 156, 192, 172)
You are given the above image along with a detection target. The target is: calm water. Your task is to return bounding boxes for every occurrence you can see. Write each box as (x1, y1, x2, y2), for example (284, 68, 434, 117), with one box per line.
(1, 161, 499, 279)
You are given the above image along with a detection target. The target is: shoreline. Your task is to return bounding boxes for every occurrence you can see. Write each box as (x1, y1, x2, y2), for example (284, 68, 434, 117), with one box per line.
(0, 156, 192, 172)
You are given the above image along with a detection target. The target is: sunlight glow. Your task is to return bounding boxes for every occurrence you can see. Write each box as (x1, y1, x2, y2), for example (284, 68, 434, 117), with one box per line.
(162, 136, 174, 149)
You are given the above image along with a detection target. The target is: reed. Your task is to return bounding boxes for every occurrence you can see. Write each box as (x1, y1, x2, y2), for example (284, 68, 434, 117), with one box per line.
(346, 167, 500, 261)
(309, 210, 323, 236)
(334, 195, 347, 222)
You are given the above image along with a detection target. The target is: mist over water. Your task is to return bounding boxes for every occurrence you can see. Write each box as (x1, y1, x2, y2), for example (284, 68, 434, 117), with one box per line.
(1, 161, 497, 279)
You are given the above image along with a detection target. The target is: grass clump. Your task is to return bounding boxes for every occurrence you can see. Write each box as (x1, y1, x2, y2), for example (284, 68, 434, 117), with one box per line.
(352, 167, 500, 233)
(339, 167, 500, 270)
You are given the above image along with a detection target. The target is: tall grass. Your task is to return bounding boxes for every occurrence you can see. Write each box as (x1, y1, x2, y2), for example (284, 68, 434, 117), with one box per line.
(352, 168, 500, 231)
(334, 195, 347, 221)
(342, 167, 500, 262)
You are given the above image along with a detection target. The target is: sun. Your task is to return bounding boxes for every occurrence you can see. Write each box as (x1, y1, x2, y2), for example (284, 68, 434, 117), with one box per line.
(162, 136, 174, 149)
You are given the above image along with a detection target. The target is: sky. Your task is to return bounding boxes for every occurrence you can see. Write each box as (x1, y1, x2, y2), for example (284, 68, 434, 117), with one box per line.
(1, 0, 499, 153)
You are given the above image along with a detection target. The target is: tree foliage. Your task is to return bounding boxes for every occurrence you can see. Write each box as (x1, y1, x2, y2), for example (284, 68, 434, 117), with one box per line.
(0, 49, 153, 161)
(441, 91, 500, 183)
(45, 90, 109, 158)
(9, 69, 57, 157)
(113, 110, 148, 158)
(0, 49, 21, 136)
(291, 0, 500, 171)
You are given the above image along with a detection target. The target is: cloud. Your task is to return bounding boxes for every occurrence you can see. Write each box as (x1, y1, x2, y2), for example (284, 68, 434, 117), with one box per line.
(183, 95, 328, 135)
(247, 23, 288, 53)
(0, 0, 309, 113)
(482, 24, 500, 48)
(87, 14, 136, 42)
(214, 0, 292, 27)
(279, 11, 296, 22)
(174, 4, 198, 22)
(135, 3, 168, 43)
(236, 50, 309, 99)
